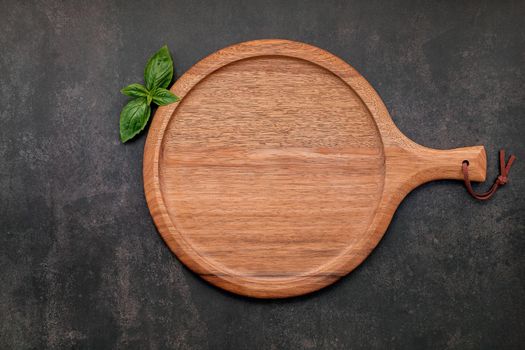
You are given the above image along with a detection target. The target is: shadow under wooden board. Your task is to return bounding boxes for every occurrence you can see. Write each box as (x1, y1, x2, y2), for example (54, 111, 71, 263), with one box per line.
(143, 39, 486, 298)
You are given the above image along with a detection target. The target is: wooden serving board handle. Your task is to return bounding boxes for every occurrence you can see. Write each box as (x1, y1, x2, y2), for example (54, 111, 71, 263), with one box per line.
(390, 143, 486, 195)
(412, 145, 486, 182)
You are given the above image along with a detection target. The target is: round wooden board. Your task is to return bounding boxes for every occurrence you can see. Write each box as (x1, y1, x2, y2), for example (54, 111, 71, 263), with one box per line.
(144, 40, 486, 298)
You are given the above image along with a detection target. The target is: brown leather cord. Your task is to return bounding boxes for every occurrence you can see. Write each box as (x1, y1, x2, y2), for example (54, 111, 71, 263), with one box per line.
(462, 149, 516, 200)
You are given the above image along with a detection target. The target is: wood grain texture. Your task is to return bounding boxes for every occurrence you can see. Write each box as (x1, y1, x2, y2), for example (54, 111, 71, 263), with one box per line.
(143, 39, 486, 298)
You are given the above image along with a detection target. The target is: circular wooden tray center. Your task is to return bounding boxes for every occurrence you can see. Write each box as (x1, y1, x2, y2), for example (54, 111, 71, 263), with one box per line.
(158, 55, 385, 282)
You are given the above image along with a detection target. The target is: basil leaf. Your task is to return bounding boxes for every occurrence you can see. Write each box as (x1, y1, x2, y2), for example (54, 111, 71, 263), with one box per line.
(152, 88, 180, 106)
(119, 98, 151, 143)
(144, 45, 173, 90)
(121, 83, 149, 98)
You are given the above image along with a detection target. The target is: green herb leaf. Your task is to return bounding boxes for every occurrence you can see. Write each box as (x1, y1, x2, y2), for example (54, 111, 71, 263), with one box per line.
(144, 45, 173, 90)
(152, 88, 180, 106)
(120, 83, 149, 98)
(119, 46, 179, 143)
(119, 98, 151, 143)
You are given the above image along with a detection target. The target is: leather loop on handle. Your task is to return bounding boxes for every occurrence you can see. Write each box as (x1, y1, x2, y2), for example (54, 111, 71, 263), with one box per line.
(462, 149, 516, 200)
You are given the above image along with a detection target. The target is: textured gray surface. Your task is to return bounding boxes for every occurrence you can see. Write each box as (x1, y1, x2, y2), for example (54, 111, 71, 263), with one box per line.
(1, 0, 524, 349)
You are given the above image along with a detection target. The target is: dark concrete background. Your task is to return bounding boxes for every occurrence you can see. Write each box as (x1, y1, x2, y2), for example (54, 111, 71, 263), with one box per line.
(1, 0, 524, 349)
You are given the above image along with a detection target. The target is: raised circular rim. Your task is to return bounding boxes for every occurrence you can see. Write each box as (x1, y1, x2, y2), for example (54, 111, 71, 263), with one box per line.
(144, 39, 399, 298)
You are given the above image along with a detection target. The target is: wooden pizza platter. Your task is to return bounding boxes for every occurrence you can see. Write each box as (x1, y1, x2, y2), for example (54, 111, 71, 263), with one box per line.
(143, 39, 486, 298)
